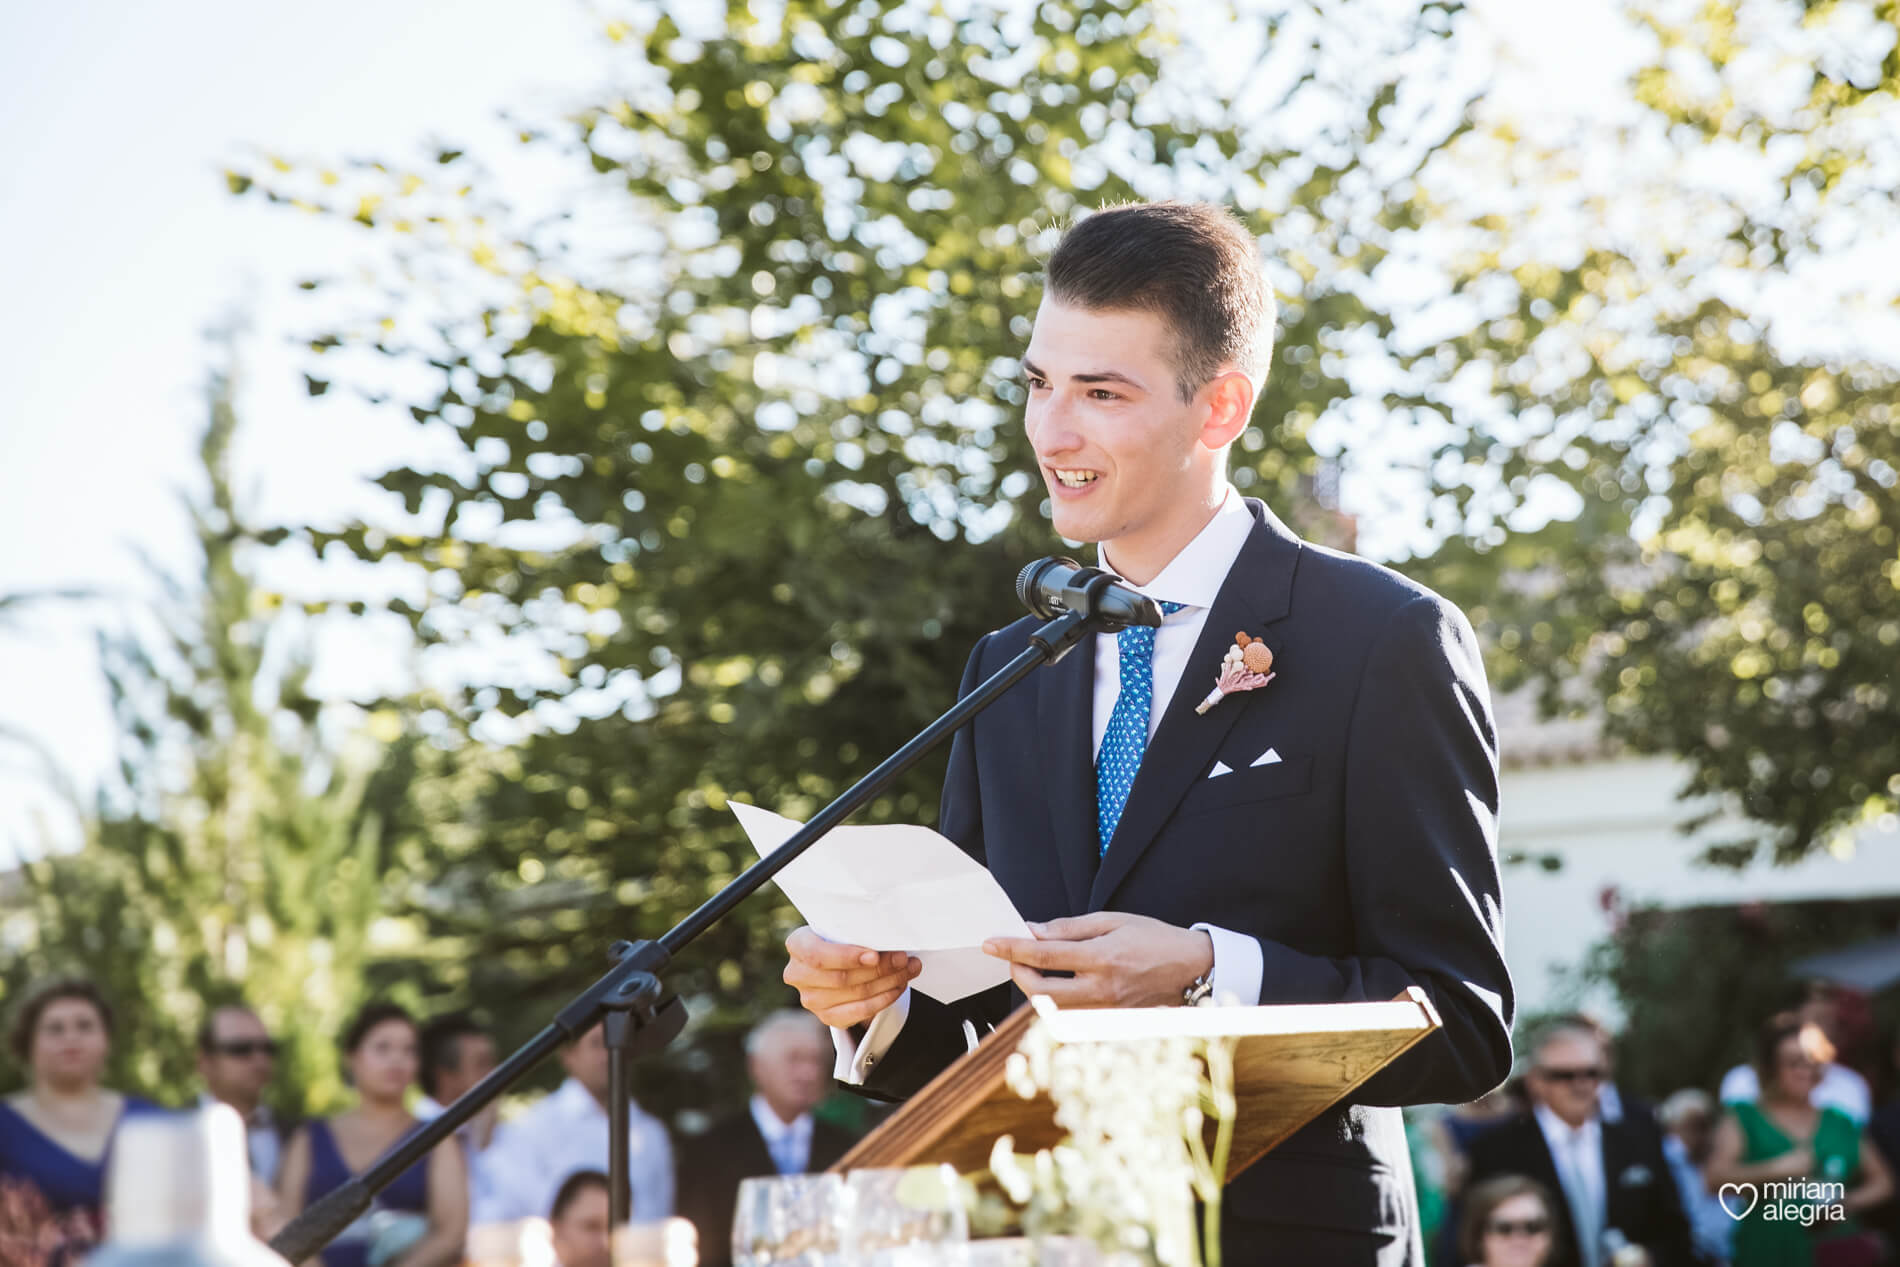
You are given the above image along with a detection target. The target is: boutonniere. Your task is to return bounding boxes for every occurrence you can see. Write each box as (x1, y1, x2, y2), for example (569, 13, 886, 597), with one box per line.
(1195, 631, 1276, 715)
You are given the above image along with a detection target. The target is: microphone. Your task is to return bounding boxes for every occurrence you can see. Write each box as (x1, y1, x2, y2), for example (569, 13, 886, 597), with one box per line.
(1016, 556, 1164, 629)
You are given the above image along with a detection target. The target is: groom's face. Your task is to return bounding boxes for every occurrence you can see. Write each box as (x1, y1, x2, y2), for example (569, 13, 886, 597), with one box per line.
(1020, 298, 1210, 552)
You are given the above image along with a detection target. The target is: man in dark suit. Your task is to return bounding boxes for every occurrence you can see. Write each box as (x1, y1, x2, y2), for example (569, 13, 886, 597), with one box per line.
(1467, 1022, 1693, 1267)
(783, 202, 1513, 1264)
(675, 1011, 857, 1267)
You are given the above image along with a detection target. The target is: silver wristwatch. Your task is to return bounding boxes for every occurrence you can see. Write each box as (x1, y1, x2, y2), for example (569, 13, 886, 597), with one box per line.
(1182, 969, 1215, 1006)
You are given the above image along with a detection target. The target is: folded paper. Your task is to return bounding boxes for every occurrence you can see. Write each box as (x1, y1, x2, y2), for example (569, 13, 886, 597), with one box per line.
(730, 801, 1033, 1003)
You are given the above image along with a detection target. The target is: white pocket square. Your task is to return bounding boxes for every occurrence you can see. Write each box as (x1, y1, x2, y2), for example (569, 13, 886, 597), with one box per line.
(1250, 747, 1283, 767)
(1207, 760, 1234, 779)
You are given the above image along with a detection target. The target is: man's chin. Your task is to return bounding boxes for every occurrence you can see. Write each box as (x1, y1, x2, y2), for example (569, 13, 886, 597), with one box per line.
(1046, 506, 1104, 545)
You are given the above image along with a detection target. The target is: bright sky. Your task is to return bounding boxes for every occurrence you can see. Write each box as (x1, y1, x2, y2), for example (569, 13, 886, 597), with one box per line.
(0, 0, 1640, 859)
(0, 0, 610, 857)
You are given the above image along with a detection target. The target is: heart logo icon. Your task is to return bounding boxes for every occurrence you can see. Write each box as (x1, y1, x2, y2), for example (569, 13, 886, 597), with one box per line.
(1718, 1182, 1759, 1220)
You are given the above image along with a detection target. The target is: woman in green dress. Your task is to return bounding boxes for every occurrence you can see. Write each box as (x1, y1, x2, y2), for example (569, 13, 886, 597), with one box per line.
(1707, 1014, 1893, 1267)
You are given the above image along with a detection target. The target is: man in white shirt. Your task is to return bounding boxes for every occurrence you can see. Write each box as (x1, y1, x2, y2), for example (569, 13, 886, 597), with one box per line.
(415, 1012, 501, 1220)
(474, 1020, 673, 1225)
(781, 201, 1516, 1264)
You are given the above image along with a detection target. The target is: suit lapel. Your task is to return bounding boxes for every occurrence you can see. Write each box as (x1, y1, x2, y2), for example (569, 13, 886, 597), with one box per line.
(1039, 628, 1100, 914)
(1087, 502, 1302, 911)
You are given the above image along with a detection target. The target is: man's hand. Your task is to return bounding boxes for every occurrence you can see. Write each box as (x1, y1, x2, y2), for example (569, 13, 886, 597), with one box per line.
(983, 912, 1213, 1008)
(784, 926, 921, 1028)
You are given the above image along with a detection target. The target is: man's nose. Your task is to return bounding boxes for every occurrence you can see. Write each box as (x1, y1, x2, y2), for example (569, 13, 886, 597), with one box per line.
(1029, 400, 1082, 456)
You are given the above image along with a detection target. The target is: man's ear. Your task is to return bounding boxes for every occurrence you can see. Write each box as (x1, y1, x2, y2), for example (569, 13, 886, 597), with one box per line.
(1198, 370, 1256, 450)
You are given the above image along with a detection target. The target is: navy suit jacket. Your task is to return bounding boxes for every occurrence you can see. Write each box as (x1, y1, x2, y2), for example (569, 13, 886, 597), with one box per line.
(859, 498, 1514, 1245)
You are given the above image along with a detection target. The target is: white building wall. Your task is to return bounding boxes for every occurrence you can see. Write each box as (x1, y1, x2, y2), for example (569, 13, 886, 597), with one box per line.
(1497, 755, 1900, 1019)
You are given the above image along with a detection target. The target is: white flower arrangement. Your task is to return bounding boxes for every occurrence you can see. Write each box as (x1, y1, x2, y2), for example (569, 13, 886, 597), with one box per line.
(978, 1005, 1239, 1267)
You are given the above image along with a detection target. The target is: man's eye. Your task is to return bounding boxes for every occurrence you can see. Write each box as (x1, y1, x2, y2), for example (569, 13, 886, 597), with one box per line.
(1025, 377, 1049, 391)
(1089, 389, 1120, 401)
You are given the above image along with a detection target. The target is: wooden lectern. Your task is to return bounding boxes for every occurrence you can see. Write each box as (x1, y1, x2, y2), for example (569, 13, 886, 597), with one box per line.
(833, 988, 1441, 1181)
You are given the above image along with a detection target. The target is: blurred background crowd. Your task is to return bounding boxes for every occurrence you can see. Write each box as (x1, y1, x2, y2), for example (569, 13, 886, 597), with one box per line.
(0, 974, 849, 1267)
(2, 0, 1898, 1265)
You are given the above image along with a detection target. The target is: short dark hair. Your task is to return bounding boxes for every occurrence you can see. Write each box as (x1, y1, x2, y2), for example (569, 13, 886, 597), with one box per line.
(1045, 201, 1274, 401)
(551, 1169, 610, 1222)
(196, 1003, 262, 1054)
(419, 1011, 489, 1098)
(8, 978, 114, 1066)
(340, 1001, 416, 1056)
(1458, 1174, 1557, 1265)
(1755, 1010, 1834, 1079)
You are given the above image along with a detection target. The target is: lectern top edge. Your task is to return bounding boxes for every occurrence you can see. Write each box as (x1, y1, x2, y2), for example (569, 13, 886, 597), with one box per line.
(1034, 994, 1439, 1045)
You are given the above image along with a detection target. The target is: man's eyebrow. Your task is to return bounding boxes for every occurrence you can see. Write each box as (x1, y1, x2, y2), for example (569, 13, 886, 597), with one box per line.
(1018, 359, 1147, 391)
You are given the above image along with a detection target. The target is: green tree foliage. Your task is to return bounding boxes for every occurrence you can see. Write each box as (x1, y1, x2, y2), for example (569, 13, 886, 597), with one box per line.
(0, 370, 414, 1115)
(229, 0, 1474, 1087)
(1413, 0, 1900, 864)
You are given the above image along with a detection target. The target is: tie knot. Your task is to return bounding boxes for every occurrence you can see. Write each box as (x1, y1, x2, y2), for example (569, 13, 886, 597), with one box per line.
(1115, 600, 1184, 652)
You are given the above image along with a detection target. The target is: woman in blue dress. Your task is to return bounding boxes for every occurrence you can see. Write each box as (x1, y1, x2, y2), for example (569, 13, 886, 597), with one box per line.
(276, 1002, 465, 1267)
(0, 978, 159, 1257)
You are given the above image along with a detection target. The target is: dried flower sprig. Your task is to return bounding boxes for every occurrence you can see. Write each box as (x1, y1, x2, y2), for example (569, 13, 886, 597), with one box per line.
(1194, 632, 1276, 716)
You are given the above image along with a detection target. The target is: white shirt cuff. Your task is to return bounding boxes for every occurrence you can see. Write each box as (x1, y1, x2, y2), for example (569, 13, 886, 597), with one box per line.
(1192, 923, 1262, 1005)
(829, 989, 911, 1084)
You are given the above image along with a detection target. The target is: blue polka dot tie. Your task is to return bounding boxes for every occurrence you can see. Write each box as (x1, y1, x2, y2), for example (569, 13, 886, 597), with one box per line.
(1096, 601, 1185, 853)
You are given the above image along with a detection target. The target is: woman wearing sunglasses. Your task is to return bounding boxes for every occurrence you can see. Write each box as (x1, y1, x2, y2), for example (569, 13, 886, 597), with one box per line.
(1460, 1174, 1561, 1267)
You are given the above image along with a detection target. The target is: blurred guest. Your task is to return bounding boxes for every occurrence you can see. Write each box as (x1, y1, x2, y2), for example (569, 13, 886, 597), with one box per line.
(1657, 1090, 1730, 1266)
(548, 1170, 610, 1267)
(1552, 1014, 1659, 1138)
(476, 1021, 671, 1226)
(1706, 1015, 1891, 1267)
(277, 1002, 467, 1267)
(0, 978, 159, 1242)
(1458, 1174, 1560, 1267)
(415, 1012, 499, 1223)
(196, 1004, 285, 1182)
(674, 1011, 857, 1267)
(1468, 1020, 1691, 1267)
(1440, 1086, 1530, 1198)
(1434, 1087, 1529, 1266)
(414, 1012, 498, 1144)
(1720, 984, 1871, 1125)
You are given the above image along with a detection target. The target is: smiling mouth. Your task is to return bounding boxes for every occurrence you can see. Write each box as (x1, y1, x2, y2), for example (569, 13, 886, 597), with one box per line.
(1051, 468, 1099, 488)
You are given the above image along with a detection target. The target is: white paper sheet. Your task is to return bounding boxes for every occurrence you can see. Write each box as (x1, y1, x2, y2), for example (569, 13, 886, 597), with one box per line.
(729, 801, 1032, 1003)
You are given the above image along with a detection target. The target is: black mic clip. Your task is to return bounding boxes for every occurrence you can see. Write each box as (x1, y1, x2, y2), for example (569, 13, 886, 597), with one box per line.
(1015, 556, 1164, 631)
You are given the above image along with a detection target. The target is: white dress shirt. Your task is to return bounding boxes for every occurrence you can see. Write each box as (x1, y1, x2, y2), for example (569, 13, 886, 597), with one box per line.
(472, 1077, 673, 1224)
(832, 487, 1266, 1082)
(1535, 1103, 1607, 1267)
(414, 1094, 500, 1221)
(1719, 1059, 1872, 1124)
(748, 1095, 814, 1174)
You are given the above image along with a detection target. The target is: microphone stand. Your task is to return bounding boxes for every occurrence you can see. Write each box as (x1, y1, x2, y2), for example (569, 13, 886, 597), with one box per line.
(272, 569, 1148, 1260)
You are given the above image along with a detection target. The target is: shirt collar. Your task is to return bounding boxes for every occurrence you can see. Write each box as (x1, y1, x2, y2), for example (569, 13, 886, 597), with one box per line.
(554, 1077, 605, 1120)
(1098, 486, 1251, 612)
(749, 1095, 812, 1144)
(198, 1091, 273, 1129)
(1534, 1102, 1601, 1151)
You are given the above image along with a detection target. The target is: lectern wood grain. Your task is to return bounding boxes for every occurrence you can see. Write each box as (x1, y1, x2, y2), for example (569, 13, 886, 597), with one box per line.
(833, 989, 1440, 1181)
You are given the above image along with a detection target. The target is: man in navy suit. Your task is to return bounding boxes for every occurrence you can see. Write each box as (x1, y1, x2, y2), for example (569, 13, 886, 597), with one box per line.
(783, 202, 1513, 1264)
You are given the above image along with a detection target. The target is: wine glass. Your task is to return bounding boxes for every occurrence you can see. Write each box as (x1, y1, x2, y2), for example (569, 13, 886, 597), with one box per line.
(731, 1173, 851, 1266)
(842, 1165, 969, 1257)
